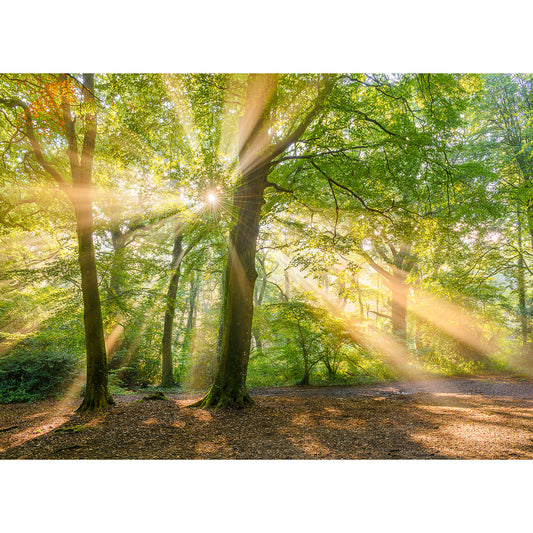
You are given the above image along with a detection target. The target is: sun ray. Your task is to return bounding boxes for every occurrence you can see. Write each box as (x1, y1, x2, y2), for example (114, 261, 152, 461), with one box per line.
(272, 250, 428, 381)
(161, 74, 199, 152)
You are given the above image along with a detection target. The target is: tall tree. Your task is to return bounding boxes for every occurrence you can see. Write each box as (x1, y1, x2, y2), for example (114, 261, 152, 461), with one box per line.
(0, 74, 113, 410)
(196, 74, 333, 407)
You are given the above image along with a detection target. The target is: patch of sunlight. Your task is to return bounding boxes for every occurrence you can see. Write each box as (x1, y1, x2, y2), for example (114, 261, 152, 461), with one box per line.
(189, 408, 213, 422)
(56, 371, 86, 411)
(322, 407, 343, 415)
(195, 436, 227, 455)
(289, 436, 332, 457)
(290, 413, 313, 427)
(10, 415, 71, 449)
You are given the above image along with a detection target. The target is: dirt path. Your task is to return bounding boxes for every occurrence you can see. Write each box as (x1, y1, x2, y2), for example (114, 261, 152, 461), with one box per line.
(1, 374, 532, 459)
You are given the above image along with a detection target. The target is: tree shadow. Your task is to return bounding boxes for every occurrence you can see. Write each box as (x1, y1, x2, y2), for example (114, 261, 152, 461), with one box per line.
(3, 383, 533, 459)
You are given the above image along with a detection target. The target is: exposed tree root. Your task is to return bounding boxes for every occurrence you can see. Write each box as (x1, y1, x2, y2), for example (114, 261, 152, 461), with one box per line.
(189, 385, 254, 409)
(76, 394, 115, 413)
(138, 392, 170, 402)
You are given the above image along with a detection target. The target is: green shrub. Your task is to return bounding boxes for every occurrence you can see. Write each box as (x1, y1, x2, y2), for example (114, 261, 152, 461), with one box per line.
(0, 343, 79, 403)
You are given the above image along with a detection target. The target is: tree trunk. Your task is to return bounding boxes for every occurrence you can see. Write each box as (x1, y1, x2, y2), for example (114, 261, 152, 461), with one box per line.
(252, 264, 267, 356)
(515, 153, 533, 249)
(284, 269, 291, 300)
(295, 316, 311, 386)
(194, 74, 331, 408)
(1, 74, 113, 410)
(252, 327, 264, 356)
(161, 231, 184, 388)
(109, 227, 126, 300)
(391, 268, 408, 341)
(196, 166, 266, 407)
(195, 75, 276, 408)
(298, 369, 310, 386)
(186, 277, 199, 329)
(73, 74, 114, 411)
(517, 209, 529, 348)
(356, 276, 365, 317)
(180, 274, 199, 359)
(75, 201, 114, 410)
(215, 266, 226, 362)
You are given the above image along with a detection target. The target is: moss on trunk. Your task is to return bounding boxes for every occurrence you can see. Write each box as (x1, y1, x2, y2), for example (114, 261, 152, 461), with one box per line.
(161, 230, 184, 388)
(192, 382, 254, 409)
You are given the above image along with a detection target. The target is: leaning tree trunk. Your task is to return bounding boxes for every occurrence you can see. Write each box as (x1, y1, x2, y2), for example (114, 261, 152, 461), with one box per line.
(161, 231, 184, 388)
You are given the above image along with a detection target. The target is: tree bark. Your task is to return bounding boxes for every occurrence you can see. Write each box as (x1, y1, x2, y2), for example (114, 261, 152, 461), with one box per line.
(356, 276, 365, 317)
(196, 165, 267, 406)
(365, 242, 413, 343)
(1, 78, 112, 410)
(195, 74, 276, 408)
(296, 316, 310, 386)
(180, 274, 199, 360)
(75, 198, 114, 410)
(252, 258, 268, 356)
(161, 230, 184, 388)
(73, 74, 114, 411)
(514, 153, 533, 249)
(194, 74, 332, 408)
(109, 227, 126, 300)
(391, 268, 408, 341)
(284, 269, 291, 300)
(517, 209, 529, 348)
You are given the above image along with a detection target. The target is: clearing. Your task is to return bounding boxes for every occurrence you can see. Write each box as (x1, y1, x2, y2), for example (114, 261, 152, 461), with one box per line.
(1, 373, 533, 459)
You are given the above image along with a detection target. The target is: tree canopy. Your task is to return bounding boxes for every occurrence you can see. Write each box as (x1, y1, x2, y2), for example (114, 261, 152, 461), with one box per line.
(1, 73, 532, 409)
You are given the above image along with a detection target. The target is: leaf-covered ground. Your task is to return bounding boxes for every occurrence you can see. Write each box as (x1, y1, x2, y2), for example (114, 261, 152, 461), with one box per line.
(1, 374, 533, 459)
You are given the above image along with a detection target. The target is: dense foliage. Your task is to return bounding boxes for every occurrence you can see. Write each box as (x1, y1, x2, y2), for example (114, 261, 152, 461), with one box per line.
(1, 73, 532, 406)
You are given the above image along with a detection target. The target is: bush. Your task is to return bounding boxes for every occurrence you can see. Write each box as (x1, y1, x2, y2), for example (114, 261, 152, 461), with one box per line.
(0, 343, 79, 403)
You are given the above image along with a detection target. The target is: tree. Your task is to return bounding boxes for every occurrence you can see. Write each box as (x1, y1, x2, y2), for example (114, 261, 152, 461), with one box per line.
(196, 74, 333, 407)
(0, 74, 113, 410)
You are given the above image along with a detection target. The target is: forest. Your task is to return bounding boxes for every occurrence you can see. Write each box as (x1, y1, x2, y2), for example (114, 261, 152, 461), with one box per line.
(2, 73, 533, 462)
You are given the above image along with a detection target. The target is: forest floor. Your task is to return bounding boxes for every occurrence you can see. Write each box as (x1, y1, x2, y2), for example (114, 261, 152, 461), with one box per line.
(1, 373, 533, 459)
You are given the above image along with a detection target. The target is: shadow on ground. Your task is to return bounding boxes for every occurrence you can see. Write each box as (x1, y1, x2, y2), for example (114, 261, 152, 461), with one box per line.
(2, 375, 533, 459)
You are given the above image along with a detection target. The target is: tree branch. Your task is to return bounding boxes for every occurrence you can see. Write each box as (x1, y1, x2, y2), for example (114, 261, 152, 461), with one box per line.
(309, 160, 393, 221)
(0, 97, 73, 201)
(79, 74, 97, 186)
(266, 75, 335, 163)
(265, 180, 294, 193)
